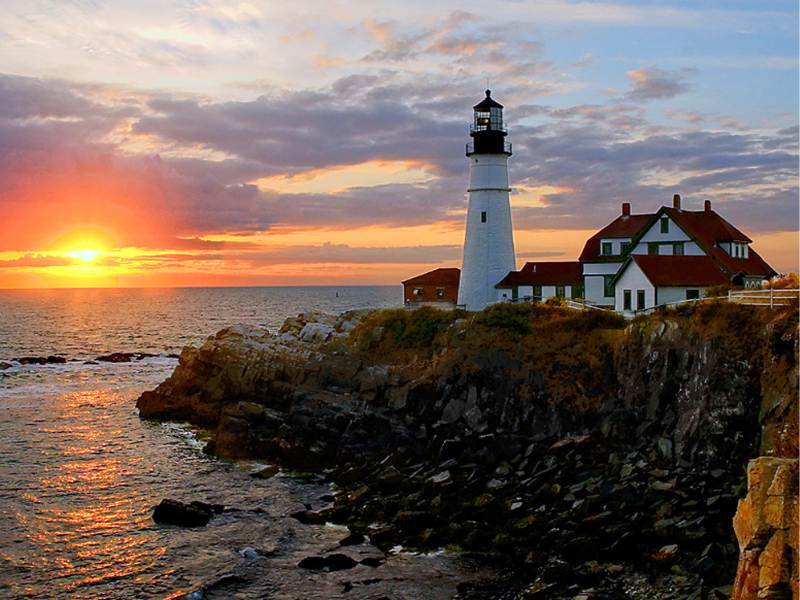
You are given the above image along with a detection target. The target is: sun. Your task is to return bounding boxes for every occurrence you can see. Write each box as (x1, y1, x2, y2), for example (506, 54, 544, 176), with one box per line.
(65, 249, 102, 263)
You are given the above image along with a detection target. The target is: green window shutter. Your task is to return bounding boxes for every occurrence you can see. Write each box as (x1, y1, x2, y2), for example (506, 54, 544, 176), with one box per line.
(673, 242, 684, 256)
(648, 243, 659, 255)
(660, 217, 669, 233)
(623, 290, 631, 310)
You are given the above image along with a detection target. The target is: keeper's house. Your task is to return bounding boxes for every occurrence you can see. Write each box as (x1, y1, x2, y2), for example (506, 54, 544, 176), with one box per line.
(491, 194, 775, 313)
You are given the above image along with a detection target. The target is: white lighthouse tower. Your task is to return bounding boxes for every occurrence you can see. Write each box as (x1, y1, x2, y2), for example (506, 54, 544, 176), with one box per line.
(457, 90, 516, 311)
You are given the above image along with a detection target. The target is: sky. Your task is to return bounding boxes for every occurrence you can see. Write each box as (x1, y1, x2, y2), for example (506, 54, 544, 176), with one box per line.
(0, 0, 797, 288)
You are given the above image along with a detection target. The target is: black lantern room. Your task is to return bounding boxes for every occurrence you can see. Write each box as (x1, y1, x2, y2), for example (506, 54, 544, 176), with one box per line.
(466, 90, 511, 156)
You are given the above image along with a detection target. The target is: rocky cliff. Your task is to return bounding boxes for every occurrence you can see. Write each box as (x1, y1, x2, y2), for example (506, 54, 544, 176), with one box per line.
(137, 302, 798, 599)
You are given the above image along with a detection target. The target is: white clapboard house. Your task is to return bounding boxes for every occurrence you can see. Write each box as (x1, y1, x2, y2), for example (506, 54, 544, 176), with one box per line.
(495, 194, 775, 314)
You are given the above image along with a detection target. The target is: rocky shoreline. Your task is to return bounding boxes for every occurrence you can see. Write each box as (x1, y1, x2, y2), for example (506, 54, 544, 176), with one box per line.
(137, 302, 798, 599)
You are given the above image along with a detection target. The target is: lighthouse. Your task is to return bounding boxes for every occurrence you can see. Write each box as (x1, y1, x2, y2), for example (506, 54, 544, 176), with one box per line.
(457, 90, 516, 311)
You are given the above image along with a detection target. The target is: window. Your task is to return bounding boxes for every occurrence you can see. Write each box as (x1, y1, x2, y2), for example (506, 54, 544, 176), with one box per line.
(532, 285, 542, 302)
(623, 289, 631, 311)
(648, 243, 659, 255)
(673, 242, 684, 256)
(571, 284, 584, 299)
(436, 287, 445, 298)
(556, 285, 565, 298)
(621, 242, 630, 254)
(636, 289, 646, 311)
(413, 288, 423, 296)
(603, 275, 614, 298)
(480, 211, 487, 223)
(601, 242, 613, 256)
(686, 289, 700, 300)
(660, 217, 669, 233)
(511, 287, 518, 300)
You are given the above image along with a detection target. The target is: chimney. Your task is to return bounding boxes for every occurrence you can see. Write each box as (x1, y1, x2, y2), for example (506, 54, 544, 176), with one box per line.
(622, 202, 631, 216)
(673, 193, 681, 210)
(704, 200, 712, 212)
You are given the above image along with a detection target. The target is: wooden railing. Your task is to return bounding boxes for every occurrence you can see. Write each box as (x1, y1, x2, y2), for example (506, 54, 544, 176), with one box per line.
(633, 289, 799, 316)
(727, 288, 800, 308)
(563, 299, 610, 312)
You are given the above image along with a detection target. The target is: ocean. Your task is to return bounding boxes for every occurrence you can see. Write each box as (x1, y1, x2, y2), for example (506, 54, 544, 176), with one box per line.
(0, 287, 490, 599)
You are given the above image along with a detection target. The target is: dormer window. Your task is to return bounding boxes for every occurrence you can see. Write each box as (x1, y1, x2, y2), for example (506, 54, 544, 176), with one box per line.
(731, 241, 749, 259)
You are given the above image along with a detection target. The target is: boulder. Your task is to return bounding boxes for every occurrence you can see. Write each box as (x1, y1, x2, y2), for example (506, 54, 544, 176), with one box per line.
(298, 553, 358, 571)
(152, 499, 218, 527)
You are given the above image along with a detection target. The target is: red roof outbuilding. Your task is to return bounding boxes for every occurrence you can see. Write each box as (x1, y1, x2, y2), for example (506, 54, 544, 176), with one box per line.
(402, 268, 460, 286)
(496, 261, 582, 288)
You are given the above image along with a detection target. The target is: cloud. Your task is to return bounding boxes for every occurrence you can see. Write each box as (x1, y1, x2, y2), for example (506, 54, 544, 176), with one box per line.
(624, 67, 693, 101)
(0, 254, 75, 268)
(0, 68, 796, 265)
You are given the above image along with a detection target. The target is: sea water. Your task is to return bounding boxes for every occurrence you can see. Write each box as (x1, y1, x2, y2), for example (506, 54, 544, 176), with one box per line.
(0, 287, 491, 599)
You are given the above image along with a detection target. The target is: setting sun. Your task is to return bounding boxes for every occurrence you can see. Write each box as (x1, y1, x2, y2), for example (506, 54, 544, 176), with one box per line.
(65, 249, 101, 263)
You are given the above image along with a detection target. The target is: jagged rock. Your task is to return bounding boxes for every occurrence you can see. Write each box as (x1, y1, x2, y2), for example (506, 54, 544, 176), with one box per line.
(17, 355, 67, 365)
(250, 464, 279, 479)
(238, 547, 262, 559)
(96, 352, 157, 363)
(338, 532, 365, 546)
(732, 458, 798, 600)
(290, 509, 331, 524)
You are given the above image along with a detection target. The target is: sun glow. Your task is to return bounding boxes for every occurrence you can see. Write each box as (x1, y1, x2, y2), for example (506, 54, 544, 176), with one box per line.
(65, 249, 102, 263)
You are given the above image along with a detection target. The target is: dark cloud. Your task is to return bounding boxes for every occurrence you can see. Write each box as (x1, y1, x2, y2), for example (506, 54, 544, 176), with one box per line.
(624, 67, 693, 102)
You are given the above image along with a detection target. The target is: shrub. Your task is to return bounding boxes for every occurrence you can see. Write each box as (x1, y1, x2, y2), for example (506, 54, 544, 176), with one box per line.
(764, 272, 799, 289)
(474, 302, 539, 334)
(561, 308, 626, 332)
(356, 306, 464, 349)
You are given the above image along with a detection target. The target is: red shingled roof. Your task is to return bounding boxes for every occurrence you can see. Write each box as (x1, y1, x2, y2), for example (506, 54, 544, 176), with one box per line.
(621, 255, 729, 287)
(579, 213, 653, 261)
(580, 204, 776, 279)
(402, 267, 460, 286)
(496, 261, 582, 288)
(661, 208, 775, 278)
